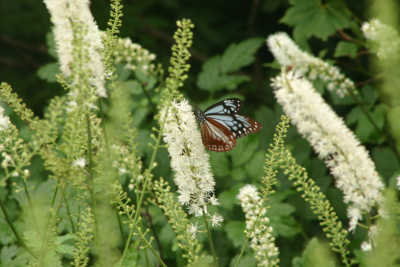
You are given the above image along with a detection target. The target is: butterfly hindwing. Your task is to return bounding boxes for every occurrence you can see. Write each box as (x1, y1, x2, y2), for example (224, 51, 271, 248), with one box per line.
(200, 117, 236, 152)
(205, 114, 261, 138)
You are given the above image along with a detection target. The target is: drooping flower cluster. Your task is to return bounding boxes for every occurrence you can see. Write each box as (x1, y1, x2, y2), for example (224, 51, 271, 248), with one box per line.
(362, 19, 400, 60)
(271, 71, 384, 231)
(113, 37, 157, 73)
(0, 106, 10, 131)
(44, 0, 107, 97)
(162, 99, 218, 216)
(238, 185, 279, 266)
(267, 32, 355, 97)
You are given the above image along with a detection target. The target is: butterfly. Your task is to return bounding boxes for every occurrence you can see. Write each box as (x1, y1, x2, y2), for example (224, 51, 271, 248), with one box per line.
(194, 98, 262, 152)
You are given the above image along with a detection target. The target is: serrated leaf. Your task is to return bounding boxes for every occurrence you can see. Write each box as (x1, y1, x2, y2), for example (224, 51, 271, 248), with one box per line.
(282, 0, 351, 40)
(301, 238, 338, 267)
(37, 63, 60, 82)
(197, 56, 224, 91)
(231, 137, 259, 166)
(268, 192, 300, 238)
(225, 221, 245, 248)
(221, 74, 250, 90)
(334, 41, 358, 58)
(221, 38, 263, 73)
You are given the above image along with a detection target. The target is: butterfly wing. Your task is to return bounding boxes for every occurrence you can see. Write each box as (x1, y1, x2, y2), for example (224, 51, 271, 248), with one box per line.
(204, 98, 241, 115)
(205, 114, 262, 138)
(197, 98, 262, 152)
(200, 117, 236, 152)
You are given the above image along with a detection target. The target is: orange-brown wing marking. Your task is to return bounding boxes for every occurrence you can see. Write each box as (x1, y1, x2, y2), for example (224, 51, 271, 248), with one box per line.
(200, 118, 236, 152)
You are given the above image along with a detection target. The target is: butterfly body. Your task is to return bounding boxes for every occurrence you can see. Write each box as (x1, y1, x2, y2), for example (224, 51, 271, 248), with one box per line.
(195, 98, 261, 152)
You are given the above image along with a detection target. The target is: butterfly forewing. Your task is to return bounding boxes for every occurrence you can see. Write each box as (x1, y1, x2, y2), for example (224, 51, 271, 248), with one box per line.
(204, 98, 241, 115)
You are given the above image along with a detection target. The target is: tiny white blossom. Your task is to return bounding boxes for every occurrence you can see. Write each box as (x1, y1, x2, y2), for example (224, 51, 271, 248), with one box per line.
(119, 167, 127, 175)
(267, 32, 355, 97)
(238, 185, 279, 266)
(188, 224, 198, 239)
(0, 107, 10, 131)
(72, 158, 86, 168)
(162, 99, 217, 216)
(396, 175, 400, 190)
(361, 241, 372, 252)
(210, 214, 224, 227)
(128, 183, 134, 191)
(44, 0, 107, 98)
(271, 71, 384, 231)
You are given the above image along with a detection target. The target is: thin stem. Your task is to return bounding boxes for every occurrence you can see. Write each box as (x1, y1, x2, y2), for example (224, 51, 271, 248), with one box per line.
(0, 199, 36, 257)
(86, 115, 95, 208)
(202, 212, 218, 267)
(22, 179, 38, 229)
(233, 239, 248, 267)
(65, 196, 76, 233)
(118, 105, 170, 265)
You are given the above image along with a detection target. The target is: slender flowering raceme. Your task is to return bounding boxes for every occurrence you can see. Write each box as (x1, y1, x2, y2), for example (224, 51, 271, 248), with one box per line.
(44, 0, 107, 97)
(271, 71, 384, 231)
(112, 37, 157, 73)
(0, 106, 10, 131)
(238, 185, 279, 267)
(362, 19, 400, 60)
(162, 99, 218, 216)
(267, 32, 355, 97)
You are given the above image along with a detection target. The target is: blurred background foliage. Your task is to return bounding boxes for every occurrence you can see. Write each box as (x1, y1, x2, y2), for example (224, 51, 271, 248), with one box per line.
(1, 0, 400, 266)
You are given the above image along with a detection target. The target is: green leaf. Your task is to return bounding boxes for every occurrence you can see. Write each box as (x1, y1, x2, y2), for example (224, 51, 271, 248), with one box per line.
(372, 147, 400, 178)
(220, 38, 264, 73)
(115, 63, 132, 81)
(268, 191, 300, 238)
(225, 221, 245, 248)
(37, 63, 60, 83)
(231, 137, 259, 167)
(197, 56, 223, 91)
(282, 0, 351, 40)
(232, 167, 247, 181)
(346, 105, 386, 143)
(210, 153, 230, 177)
(221, 74, 250, 90)
(230, 253, 257, 267)
(218, 189, 237, 211)
(245, 151, 264, 180)
(334, 41, 358, 58)
(197, 38, 262, 92)
(46, 32, 58, 59)
(121, 80, 143, 95)
(300, 238, 338, 267)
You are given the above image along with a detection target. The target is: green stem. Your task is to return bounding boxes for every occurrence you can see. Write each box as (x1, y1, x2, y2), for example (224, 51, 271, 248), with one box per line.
(233, 239, 248, 267)
(0, 199, 36, 257)
(202, 212, 218, 267)
(118, 105, 170, 265)
(22, 179, 38, 229)
(86, 115, 95, 208)
(65, 196, 76, 233)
